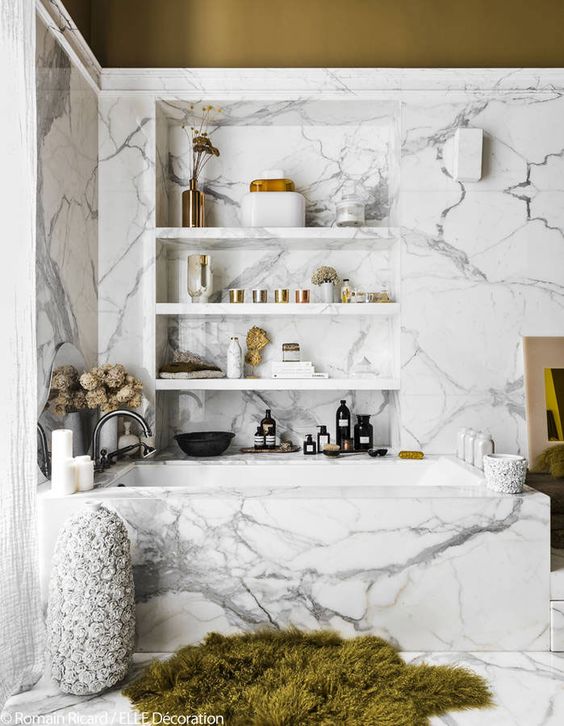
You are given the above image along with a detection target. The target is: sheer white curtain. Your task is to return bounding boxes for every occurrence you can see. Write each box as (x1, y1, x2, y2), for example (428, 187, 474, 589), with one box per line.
(0, 0, 44, 709)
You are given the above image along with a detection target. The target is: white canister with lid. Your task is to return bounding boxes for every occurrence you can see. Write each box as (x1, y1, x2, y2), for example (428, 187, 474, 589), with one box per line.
(464, 429, 477, 465)
(456, 428, 467, 459)
(474, 433, 494, 470)
(241, 169, 305, 227)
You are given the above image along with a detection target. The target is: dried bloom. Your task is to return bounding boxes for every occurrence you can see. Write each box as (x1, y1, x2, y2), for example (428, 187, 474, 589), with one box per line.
(72, 391, 87, 410)
(85, 387, 108, 409)
(101, 364, 126, 390)
(80, 372, 100, 392)
(311, 266, 338, 286)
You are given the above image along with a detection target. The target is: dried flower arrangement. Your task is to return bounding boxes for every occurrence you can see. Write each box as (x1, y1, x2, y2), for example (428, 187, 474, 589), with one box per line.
(245, 326, 270, 368)
(189, 104, 221, 184)
(311, 266, 339, 286)
(79, 364, 143, 414)
(48, 365, 87, 417)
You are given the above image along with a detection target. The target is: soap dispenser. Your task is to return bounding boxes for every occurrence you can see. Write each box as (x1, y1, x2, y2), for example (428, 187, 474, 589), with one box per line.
(303, 434, 317, 455)
(317, 425, 330, 452)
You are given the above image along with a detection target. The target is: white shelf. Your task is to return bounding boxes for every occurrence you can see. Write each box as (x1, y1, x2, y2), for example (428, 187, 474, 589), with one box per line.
(156, 377, 400, 391)
(156, 302, 399, 317)
(155, 226, 398, 250)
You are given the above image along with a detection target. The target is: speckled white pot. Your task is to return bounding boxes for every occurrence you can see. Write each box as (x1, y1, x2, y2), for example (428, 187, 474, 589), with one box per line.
(483, 454, 527, 494)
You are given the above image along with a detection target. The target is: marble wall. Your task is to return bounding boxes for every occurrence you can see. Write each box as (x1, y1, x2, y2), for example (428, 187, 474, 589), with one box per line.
(98, 70, 564, 455)
(399, 90, 564, 455)
(36, 17, 98, 404)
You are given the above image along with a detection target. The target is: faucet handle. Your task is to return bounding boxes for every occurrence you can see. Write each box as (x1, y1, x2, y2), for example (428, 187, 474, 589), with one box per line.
(99, 449, 110, 470)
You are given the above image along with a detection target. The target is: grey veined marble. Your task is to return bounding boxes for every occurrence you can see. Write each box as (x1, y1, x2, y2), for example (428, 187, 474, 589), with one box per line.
(46, 506, 135, 695)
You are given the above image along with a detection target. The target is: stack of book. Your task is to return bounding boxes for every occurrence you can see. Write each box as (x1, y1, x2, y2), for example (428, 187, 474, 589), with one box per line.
(271, 362, 328, 379)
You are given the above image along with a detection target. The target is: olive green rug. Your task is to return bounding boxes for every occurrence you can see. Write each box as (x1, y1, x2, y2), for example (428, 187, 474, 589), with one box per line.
(124, 629, 493, 726)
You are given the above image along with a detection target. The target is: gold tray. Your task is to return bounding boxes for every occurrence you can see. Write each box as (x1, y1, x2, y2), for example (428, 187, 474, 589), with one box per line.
(240, 445, 301, 454)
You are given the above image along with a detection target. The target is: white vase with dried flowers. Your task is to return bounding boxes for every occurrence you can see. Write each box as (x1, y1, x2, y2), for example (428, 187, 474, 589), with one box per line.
(311, 266, 339, 303)
(182, 105, 221, 227)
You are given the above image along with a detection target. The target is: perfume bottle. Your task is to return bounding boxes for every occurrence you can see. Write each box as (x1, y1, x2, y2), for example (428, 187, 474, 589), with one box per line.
(261, 409, 276, 449)
(303, 434, 317, 455)
(354, 414, 373, 451)
(254, 426, 265, 450)
(340, 279, 352, 304)
(317, 425, 330, 451)
(336, 400, 351, 447)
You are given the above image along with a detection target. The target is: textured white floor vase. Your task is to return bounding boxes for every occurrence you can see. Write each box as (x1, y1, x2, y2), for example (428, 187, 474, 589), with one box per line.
(46, 505, 135, 695)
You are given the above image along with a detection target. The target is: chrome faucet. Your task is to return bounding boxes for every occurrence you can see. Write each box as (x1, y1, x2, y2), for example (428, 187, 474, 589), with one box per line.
(37, 422, 51, 478)
(92, 409, 155, 470)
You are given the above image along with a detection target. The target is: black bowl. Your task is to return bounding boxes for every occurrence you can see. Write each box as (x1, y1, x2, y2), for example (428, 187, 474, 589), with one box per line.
(174, 432, 235, 457)
(368, 448, 388, 457)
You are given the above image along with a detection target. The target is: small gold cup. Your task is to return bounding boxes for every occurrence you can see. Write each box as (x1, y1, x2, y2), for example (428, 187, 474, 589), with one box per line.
(229, 288, 245, 303)
(295, 289, 311, 303)
(252, 289, 268, 303)
(274, 288, 290, 303)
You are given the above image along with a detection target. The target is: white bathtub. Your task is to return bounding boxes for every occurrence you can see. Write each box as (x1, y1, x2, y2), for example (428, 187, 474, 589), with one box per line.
(110, 455, 483, 492)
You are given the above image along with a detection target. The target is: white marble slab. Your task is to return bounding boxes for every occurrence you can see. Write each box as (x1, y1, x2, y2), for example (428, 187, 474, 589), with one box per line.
(36, 17, 99, 401)
(551, 602, 564, 652)
(5, 651, 564, 725)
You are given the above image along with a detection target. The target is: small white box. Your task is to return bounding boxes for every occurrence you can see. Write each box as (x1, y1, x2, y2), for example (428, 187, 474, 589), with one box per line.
(453, 127, 483, 182)
(241, 191, 306, 227)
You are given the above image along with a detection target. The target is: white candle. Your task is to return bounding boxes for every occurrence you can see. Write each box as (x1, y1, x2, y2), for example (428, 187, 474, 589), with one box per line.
(76, 458, 94, 492)
(51, 429, 73, 469)
(51, 457, 77, 496)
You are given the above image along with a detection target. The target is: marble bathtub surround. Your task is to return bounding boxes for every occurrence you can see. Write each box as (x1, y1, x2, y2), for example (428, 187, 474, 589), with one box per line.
(37, 456, 550, 652)
(483, 454, 528, 494)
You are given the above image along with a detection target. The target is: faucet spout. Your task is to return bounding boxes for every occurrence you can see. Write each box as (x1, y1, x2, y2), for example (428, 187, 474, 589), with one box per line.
(91, 409, 153, 469)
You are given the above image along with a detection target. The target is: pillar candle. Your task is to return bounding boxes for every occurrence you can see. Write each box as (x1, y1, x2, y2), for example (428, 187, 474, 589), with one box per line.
(76, 458, 94, 492)
(51, 429, 73, 469)
(51, 457, 77, 496)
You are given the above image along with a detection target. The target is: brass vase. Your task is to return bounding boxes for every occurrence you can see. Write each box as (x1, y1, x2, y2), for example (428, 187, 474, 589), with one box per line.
(182, 179, 205, 227)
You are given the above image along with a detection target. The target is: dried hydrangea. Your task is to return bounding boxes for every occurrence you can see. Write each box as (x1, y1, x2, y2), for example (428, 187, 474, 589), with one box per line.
(311, 266, 338, 286)
(80, 364, 144, 413)
(48, 366, 84, 417)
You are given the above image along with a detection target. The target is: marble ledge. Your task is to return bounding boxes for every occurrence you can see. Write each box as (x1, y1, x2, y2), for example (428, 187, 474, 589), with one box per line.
(100, 67, 564, 95)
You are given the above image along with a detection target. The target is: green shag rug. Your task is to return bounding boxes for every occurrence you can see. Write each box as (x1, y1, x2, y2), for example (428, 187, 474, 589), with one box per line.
(123, 629, 493, 726)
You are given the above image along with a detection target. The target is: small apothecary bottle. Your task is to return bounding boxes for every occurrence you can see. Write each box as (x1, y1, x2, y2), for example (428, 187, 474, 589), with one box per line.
(261, 409, 276, 449)
(303, 434, 317, 455)
(354, 414, 373, 451)
(254, 426, 265, 450)
(341, 279, 352, 304)
(336, 399, 351, 446)
(317, 425, 330, 451)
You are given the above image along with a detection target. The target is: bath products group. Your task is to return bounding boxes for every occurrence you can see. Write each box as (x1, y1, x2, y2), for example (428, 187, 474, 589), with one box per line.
(252, 400, 375, 454)
(456, 428, 495, 469)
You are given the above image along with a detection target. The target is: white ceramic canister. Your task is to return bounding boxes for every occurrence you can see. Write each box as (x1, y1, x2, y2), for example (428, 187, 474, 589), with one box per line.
(483, 454, 527, 494)
(241, 169, 305, 227)
(463, 428, 477, 465)
(473, 433, 494, 470)
(456, 428, 468, 459)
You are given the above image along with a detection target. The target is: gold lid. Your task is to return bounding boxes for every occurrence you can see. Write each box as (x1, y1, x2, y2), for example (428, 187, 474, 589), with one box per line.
(250, 177, 295, 192)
